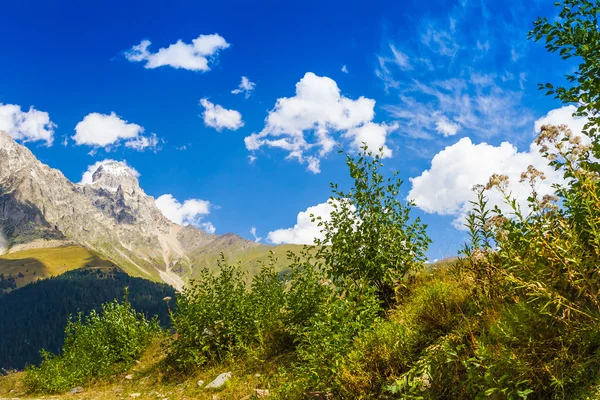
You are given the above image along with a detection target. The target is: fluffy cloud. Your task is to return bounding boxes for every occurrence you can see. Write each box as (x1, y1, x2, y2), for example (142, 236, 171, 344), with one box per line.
(407, 106, 587, 228)
(533, 105, 587, 136)
(0, 103, 56, 146)
(267, 200, 356, 245)
(435, 115, 460, 137)
(125, 34, 230, 71)
(155, 194, 213, 230)
(231, 76, 256, 98)
(79, 159, 140, 185)
(200, 99, 244, 131)
(345, 122, 397, 158)
(245, 72, 394, 173)
(267, 201, 333, 245)
(73, 112, 159, 151)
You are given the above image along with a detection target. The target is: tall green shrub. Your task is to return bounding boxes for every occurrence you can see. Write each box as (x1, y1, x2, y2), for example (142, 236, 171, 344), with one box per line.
(315, 145, 430, 306)
(25, 294, 159, 393)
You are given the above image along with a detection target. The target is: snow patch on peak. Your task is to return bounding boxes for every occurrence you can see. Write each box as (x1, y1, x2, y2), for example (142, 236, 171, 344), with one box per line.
(79, 159, 140, 186)
(93, 161, 138, 181)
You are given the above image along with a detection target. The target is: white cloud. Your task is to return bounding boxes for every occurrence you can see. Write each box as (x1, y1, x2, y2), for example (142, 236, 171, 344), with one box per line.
(375, 44, 412, 91)
(73, 112, 159, 151)
(250, 226, 262, 242)
(421, 23, 459, 57)
(268, 201, 334, 245)
(231, 76, 256, 98)
(245, 72, 393, 173)
(79, 159, 140, 185)
(155, 194, 212, 228)
(125, 34, 230, 71)
(125, 133, 160, 151)
(435, 115, 460, 137)
(385, 75, 530, 140)
(344, 122, 397, 158)
(534, 105, 587, 137)
(408, 137, 563, 229)
(0, 103, 56, 146)
(200, 98, 244, 131)
(201, 222, 216, 234)
(407, 106, 587, 228)
(341, 65, 349, 74)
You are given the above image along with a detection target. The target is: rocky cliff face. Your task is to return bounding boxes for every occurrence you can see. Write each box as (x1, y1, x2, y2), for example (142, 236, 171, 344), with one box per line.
(0, 130, 259, 288)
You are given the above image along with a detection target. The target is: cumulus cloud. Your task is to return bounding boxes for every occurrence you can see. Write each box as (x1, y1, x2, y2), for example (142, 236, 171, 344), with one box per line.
(231, 76, 256, 98)
(73, 112, 159, 151)
(533, 105, 587, 137)
(125, 34, 230, 71)
(267, 199, 355, 245)
(245, 72, 394, 173)
(407, 106, 587, 229)
(200, 99, 244, 131)
(267, 201, 333, 245)
(79, 159, 140, 185)
(0, 103, 56, 146)
(155, 194, 213, 230)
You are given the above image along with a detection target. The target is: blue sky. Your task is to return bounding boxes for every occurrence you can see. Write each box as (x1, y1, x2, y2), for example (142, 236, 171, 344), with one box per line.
(0, 0, 580, 260)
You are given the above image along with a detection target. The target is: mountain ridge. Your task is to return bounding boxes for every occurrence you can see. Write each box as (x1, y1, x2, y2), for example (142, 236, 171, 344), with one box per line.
(0, 130, 269, 288)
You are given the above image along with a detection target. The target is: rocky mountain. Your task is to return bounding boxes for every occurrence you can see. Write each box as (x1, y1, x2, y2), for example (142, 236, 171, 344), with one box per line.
(0, 130, 266, 289)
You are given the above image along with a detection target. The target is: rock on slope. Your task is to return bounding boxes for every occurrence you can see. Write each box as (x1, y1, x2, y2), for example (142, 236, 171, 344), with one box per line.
(0, 130, 261, 288)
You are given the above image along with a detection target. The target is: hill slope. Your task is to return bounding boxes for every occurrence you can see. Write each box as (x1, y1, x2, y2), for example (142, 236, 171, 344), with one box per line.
(0, 245, 116, 293)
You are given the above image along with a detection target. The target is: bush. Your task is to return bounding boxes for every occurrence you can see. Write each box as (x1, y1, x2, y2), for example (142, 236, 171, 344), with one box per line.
(281, 279, 382, 397)
(315, 146, 430, 307)
(25, 294, 160, 393)
(168, 254, 293, 371)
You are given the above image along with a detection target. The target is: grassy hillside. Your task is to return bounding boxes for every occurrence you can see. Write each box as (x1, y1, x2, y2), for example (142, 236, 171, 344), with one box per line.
(0, 246, 116, 293)
(186, 243, 309, 281)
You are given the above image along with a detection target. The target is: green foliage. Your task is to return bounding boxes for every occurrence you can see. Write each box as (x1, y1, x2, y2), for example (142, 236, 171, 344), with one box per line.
(168, 254, 291, 371)
(24, 294, 160, 393)
(314, 145, 430, 306)
(529, 0, 600, 137)
(283, 280, 381, 396)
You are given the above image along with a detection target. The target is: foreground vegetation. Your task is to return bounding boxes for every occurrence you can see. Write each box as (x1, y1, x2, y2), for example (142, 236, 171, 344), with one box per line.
(2, 1, 600, 398)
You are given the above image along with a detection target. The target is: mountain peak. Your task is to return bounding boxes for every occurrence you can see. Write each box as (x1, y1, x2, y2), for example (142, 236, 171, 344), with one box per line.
(91, 162, 139, 191)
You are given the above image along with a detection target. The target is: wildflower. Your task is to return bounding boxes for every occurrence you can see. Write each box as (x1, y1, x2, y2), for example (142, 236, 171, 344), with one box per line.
(520, 165, 546, 184)
(540, 194, 559, 210)
(485, 174, 509, 190)
(535, 124, 561, 146)
(471, 248, 487, 263)
(163, 296, 172, 302)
